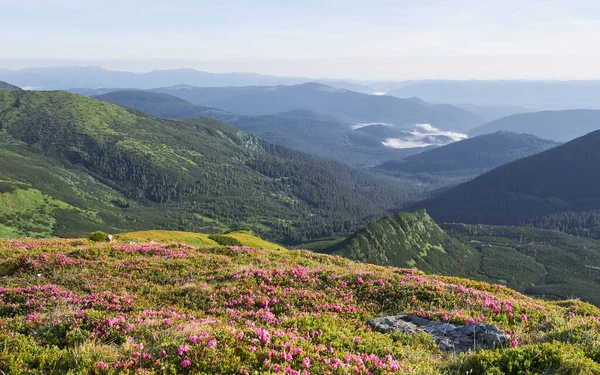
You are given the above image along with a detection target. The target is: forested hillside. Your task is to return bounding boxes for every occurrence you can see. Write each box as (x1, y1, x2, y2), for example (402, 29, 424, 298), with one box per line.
(324, 210, 480, 277)
(312, 210, 600, 306)
(0, 89, 409, 243)
(96, 90, 422, 167)
(0, 80, 20, 90)
(413, 129, 600, 238)
(375, 132, 559, 188)
(444, 223, 600, 306)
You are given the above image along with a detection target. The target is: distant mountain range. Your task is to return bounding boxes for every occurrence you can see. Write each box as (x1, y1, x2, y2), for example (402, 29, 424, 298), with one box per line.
(6, 66, 600, 111)
(148, 83, 483, 132)
(388, 80, 600, 109)
(469, 109, 600, 142)
(413, 129, 600, 238)
(0, 88, 410, 243)
(374, 132, 560, 187)
(0, 66, 374, 92)
(455, 103, 537, 123)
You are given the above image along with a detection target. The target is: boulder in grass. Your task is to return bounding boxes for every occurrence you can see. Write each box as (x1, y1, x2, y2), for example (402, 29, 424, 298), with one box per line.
(367, 315, 510, 353)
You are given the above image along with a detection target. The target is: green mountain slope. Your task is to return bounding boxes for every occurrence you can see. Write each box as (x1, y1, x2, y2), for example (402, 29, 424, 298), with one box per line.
(0, 146, 134, 238)
(151, 82, 483, 131)
(0, 89, 409, 243)
(311, 210, 600, 306)
(96, 90, 422, 167)
(324, 210, 480, 277)
(0, 81, 21, 90)
(375, 132, 559, 188)
(444, 223, 600, 306)
(469, 109, 600, 142)
(378, 132, 559, 174)
(95, 90, 225, 119)
(413, 129, 600, 237)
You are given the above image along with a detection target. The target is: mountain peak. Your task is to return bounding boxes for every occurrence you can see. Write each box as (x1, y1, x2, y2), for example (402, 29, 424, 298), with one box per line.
(326, 210, 479, 276)
(292, 82, 347, 92)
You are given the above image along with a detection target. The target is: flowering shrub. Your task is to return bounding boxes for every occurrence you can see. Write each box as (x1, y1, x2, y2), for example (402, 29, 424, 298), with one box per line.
(0, 238, 599, 374)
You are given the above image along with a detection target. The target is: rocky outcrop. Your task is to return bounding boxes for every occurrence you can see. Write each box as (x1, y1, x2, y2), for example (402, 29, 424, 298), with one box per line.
(367, 315, 510, 353)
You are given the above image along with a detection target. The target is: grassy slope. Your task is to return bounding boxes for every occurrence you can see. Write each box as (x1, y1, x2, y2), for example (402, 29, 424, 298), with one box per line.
(114, 229, 284, 250)
(114, 230, 219, 247)
(325, 210, 480, 277)
(1, 237, 599, 374)
(0, 146, 231, 239)
(0, 89, 408, 243)
(0, 146, 133, 238)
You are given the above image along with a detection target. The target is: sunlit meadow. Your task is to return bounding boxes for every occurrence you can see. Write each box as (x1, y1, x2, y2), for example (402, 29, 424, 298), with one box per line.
(1, 238, 599, 374)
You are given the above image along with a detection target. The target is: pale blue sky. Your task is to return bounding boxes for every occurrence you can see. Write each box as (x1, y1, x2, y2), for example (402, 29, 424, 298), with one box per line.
(2, 0, 600, 79)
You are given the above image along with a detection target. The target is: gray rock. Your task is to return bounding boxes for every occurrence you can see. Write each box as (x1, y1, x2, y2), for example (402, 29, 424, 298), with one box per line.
(367, 315, 510, 353)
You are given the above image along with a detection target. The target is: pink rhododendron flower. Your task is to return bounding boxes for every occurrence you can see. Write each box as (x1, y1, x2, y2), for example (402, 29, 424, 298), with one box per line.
(178, 344, 190, 356)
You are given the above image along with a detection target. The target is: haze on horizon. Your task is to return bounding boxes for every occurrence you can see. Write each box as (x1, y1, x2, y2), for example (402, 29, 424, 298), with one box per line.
(2, 0, 600, 80)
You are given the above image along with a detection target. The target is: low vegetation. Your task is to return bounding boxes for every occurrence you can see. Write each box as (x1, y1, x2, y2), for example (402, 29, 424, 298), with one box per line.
(1, 236, 600, 374)
(114, 229, 284, 250)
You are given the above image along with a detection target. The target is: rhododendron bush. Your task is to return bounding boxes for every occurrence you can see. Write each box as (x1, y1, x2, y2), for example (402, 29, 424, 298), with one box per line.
(1, 238, 599, 374)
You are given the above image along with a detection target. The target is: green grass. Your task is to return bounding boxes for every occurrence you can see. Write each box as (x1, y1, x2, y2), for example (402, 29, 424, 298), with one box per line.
(114, 230, 219, 247)
(219, 229, 285, 250)
(0, 187, 75, 238)
(114, 229, 284, 250)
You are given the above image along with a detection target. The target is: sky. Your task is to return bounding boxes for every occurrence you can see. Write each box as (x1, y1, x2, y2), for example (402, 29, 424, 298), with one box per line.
(2, 0, 600, 80)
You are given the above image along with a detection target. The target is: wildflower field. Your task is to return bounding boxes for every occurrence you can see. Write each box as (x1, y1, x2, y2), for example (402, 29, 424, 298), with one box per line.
(1, 237, 599, 374)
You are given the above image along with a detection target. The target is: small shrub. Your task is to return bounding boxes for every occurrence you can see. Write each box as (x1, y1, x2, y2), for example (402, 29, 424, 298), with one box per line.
(223, 226, 253, 234)
(208, 235, 242, 246)
(552, 300, 600, 316)
(455, 343, 600, 375)
(89, 231, 110, 242)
